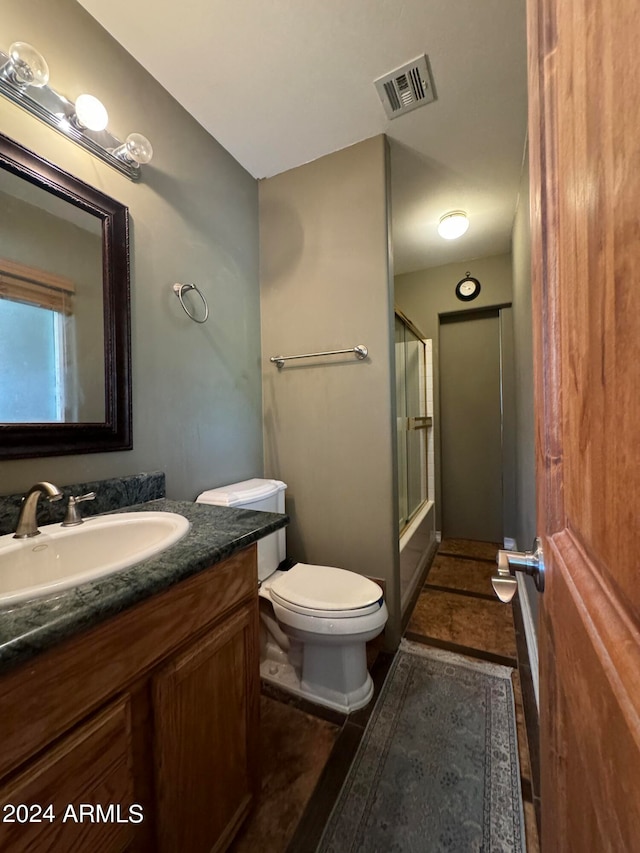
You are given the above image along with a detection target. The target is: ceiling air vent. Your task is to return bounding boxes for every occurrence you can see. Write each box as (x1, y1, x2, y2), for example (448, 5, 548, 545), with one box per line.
(374, 54, 436, 119)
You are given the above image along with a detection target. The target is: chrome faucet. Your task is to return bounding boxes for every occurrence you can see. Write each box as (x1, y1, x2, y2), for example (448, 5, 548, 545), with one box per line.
(13, 482, 63, 539)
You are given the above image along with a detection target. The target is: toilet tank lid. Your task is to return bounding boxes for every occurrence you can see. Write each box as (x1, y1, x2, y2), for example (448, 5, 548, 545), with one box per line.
(196, 478, 287, 507)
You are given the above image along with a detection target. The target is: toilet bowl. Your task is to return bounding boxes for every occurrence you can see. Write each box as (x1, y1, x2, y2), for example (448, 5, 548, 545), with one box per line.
(196, 479, 388, 713)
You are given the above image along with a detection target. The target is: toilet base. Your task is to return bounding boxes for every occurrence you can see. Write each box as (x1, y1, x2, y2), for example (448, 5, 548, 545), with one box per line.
(260, 656, 374, 714)
(258, 593, 383, 714)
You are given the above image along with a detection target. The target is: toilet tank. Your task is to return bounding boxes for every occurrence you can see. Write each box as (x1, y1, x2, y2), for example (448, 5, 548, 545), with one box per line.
(196, 479, 287, 582)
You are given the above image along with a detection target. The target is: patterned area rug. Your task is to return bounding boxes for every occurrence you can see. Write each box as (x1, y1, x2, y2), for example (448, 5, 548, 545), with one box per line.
(317, 641, 524, 853)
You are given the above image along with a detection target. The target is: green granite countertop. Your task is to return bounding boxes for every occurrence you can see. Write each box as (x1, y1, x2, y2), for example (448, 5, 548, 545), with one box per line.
(0, 499, 288, 676)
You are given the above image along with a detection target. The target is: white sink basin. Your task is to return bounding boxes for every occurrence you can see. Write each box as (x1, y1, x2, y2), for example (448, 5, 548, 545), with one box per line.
(0, 512, 190, 606)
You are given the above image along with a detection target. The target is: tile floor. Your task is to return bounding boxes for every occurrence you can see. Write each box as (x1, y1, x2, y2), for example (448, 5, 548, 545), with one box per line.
(231, 539, 540, 852)
(228, 698, 340, 852)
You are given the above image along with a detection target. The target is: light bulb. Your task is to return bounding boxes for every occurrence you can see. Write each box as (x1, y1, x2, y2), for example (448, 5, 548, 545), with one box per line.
(3, 42, 49, 88)
(74, 94, 109, 132)
(112, 133, 153, 165)
(437, 211, 469, 240)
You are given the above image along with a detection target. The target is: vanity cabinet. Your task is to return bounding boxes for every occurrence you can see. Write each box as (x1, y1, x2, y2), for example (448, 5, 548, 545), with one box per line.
(0, 545, 260, 853)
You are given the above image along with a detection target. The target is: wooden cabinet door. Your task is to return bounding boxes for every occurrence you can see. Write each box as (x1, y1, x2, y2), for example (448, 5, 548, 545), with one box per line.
(528, 0, 640, 848)
(0, 697, 136, 853)
(152, 602, 260, 853)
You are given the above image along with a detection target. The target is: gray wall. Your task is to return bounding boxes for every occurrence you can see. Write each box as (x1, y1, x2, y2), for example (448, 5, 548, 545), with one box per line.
(259, 136, 400, 648)
(395, 254, 514, 532)
(511, 146, 538, 622)
(0, 0, 263, 499)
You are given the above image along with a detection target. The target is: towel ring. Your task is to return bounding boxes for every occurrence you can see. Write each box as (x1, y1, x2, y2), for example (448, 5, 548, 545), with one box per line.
(172, 282, 209, 324)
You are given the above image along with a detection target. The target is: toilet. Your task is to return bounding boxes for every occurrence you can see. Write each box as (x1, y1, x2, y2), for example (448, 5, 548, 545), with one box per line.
(196, 478, 388, 713)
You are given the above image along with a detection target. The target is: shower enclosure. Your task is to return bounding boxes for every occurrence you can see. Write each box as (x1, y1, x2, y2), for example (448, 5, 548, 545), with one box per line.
(395, 311, 437, 615)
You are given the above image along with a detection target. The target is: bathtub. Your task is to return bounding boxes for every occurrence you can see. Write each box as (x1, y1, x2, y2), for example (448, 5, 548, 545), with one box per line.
(399, 499, 437, 615)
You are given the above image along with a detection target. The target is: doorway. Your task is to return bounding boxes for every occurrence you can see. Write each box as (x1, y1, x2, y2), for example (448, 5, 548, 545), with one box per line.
(439, 309, 503, 542)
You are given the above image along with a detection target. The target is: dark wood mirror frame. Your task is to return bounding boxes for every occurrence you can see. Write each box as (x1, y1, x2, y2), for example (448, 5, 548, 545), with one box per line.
(0, 132, 131, 459)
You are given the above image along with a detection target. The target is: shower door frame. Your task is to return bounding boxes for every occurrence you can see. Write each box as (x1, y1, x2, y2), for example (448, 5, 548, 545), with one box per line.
(395, 308, 431, 535)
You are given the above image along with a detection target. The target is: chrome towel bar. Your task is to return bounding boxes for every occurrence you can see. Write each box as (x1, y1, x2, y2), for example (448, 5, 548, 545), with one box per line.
(270, 344, 368, 369)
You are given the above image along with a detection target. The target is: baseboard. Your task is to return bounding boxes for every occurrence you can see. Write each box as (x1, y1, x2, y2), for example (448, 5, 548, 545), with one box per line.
(516, 573, 539, 710)
(512, 580, 541, 834)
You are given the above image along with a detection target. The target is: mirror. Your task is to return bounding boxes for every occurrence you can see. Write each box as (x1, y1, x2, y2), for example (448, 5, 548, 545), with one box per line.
(0, 132, 131, 458)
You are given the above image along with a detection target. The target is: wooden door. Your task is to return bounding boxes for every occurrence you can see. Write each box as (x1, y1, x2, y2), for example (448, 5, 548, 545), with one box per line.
(528, 0, 640, 849)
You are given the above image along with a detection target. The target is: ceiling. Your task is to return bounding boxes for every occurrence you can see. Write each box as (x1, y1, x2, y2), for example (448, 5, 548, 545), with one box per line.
(77, 0, 528, 274)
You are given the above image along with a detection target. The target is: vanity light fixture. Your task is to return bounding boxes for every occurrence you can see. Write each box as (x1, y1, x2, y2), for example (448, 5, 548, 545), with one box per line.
(73, 93, 109, 132)
(0, 42, 49, 89)
(437, 211, 469, 240)
(112, 132, 153, 166)
(0, 40, 152, 181)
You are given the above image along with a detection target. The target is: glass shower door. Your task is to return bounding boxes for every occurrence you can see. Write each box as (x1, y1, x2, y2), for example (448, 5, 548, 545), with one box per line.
(395, 315, 409, 527)
(396, 313, 429, 530)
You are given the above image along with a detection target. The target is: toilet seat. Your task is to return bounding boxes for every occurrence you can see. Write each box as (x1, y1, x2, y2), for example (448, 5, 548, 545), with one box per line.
(269, 562, 384, 619)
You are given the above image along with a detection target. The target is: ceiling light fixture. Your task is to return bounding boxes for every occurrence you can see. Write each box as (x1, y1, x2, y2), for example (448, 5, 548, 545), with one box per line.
(437, 211, 469, 240)
(0, 40, 152, 180)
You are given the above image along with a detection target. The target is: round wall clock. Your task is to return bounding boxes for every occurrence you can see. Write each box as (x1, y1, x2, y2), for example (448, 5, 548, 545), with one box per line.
(455, 272, 481, 302)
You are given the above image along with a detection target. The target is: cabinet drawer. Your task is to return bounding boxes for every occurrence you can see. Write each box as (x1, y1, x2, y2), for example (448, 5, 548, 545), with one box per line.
(0, 697, 137, 853)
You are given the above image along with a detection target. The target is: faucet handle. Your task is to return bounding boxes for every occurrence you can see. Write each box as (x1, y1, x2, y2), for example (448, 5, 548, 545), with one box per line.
(61, 492, 96, 527)
(72, 491, 96, 503)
